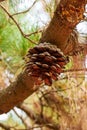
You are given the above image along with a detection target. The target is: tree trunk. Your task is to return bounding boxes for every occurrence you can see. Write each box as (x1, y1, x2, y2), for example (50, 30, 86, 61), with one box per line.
(40, 0, 85, 54)
(0, 0, 85, 114)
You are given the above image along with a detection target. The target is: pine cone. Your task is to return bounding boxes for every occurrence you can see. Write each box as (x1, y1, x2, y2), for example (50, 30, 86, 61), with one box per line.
(25, 43, 69, 86)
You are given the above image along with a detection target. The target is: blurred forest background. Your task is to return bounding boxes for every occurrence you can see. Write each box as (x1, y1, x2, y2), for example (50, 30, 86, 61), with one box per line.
(0, 0, 87, 130)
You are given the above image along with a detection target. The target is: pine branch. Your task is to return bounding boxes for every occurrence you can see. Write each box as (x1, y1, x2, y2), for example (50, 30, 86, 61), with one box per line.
(40, 0, 85, 54)
(0, 72, 36, 114)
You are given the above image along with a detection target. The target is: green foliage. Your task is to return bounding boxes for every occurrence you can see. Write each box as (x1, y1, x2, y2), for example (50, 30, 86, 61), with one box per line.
(65, 57, 73, 70)
(0, 24, 25, 73)
(0, 24, 28, 56)
(0, 9, 7, 28)
(0, 9, 41, 73)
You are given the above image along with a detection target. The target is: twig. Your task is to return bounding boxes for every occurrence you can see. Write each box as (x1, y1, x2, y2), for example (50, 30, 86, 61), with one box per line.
(39, 89, 71, 101)
(28, 124, 58, 130)
(24, 36, 37, 44)
(13, 108, 30, 129)
(25, 29, 42, 37)
(18, 103, 36, 120)
(0, 4, 37, 44)
(63, 68, 87, 73)
(12, 0, 37, 16)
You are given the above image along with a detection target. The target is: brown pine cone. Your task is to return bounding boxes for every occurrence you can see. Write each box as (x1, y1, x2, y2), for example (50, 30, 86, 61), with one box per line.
(25, 42, 69, 86)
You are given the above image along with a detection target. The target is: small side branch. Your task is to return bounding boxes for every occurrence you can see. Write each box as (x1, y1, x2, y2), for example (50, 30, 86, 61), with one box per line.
(63, 68, 87, 73)
(18, 103, 36, 120)
(13, 108, 30, 129)
(12, 0, 37, 16)
(0, 4, 37, 44)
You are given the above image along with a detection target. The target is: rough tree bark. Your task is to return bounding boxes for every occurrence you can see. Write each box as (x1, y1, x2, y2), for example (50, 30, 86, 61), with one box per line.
(0, 0, 85, 114)
(40, 0, 85, 54)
